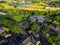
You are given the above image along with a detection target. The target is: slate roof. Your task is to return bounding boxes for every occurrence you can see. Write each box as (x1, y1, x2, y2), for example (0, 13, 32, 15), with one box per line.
(18, 20, 29, 27)
(0, 10, 7, 15)
(28, 15, 44, 22)
(56, 25, 60, 31)
(0, 24, 6, 34)
(48, 29, 58, 35)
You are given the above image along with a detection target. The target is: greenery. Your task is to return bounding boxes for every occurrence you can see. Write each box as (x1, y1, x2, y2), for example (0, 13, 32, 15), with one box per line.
(0, 1, 60, 45)
(31, 22, 40, 33)
(48, 1, 60, 7)
(0, 17, 21, 33)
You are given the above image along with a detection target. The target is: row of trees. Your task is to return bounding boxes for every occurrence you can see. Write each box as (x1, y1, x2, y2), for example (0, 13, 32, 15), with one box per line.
(48, 1, 60, 7)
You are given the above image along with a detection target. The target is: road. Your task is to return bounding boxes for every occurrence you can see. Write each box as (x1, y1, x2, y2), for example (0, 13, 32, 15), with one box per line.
(17, 6, 60, 11)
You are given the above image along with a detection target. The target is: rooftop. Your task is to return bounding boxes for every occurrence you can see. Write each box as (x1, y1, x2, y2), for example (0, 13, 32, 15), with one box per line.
(0, 10, 7, 15)
(0, 24, 6, 34)
(28, 15, 44, 22)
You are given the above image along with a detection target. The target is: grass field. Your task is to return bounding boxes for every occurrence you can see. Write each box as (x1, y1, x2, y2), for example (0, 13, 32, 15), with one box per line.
(12, 15, 23, 22)
(25, 2, 48, 9)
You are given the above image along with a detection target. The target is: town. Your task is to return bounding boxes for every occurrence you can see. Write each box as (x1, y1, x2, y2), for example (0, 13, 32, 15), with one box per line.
(0, 0, 60, 45)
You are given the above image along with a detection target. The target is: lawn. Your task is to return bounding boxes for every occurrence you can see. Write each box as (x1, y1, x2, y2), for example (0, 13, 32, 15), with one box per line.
(25, 3, 48, 9)
(0, 3, 14, 9)
(12, 15, 25, 22)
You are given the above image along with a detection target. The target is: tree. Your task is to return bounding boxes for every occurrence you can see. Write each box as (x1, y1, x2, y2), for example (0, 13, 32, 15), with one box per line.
(41, 24, 50, 33)
(23, 23, 29, 29)
(31, 22, 40, 33)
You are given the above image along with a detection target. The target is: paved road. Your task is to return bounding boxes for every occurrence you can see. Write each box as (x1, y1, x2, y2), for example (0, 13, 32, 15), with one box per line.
(17, 7, 60, 11)
(39, 31, 49, 45)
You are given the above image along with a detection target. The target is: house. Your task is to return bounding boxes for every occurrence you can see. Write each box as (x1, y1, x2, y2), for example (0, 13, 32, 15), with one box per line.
(50, 24, 60, 32)
(55, 25, 60, 31)
(43, 17, 49, 21)
(27, 42, 34, 45)
(0, 35, 5, 45)
(0, 10, 7, 15)
(20, 29, 28, 38)
(52, 41, 57, 45)
(0, 24, 6, 34)
(0, 28, 40, 45)
(22, 36, 32, 45)
(0, 31, 13, 45)
(0, 12, 6, 15)
(4, 32, 28, 45)
(48, 29, 58, 35)
(28, 15, 44, 22)
(1, 31, 12, 38)
(18, 20, 29, 27)
(0, 24, 10, 37)
(27, 41, 40, 45)
(50, 24, 56, 30)
(22, 35, 40, 45)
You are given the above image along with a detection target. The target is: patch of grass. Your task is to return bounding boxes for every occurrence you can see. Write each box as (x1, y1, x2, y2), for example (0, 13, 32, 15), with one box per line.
(25, 3, 48, 9)
(0, 3, 14, 9)
(12, 15, 24, 22)
(26, 4, 45, 9)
